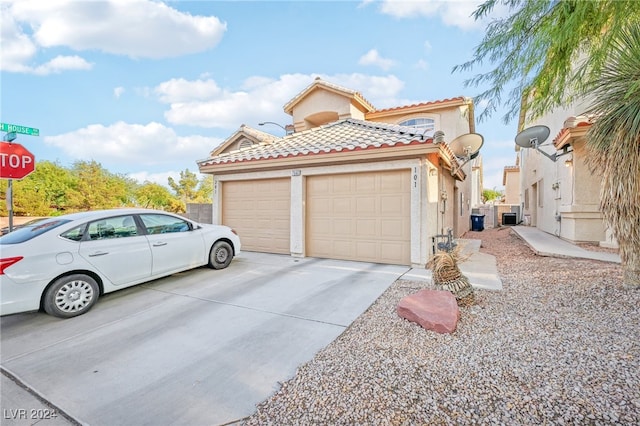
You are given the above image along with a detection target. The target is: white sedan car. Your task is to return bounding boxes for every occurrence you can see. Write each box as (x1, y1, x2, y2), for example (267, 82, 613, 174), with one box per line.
(0, 208, 241, 318)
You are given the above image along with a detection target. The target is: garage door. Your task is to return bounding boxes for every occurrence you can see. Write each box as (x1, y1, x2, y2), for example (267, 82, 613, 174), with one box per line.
(306, 170, 411, 265)
(222, 179, 290, 254)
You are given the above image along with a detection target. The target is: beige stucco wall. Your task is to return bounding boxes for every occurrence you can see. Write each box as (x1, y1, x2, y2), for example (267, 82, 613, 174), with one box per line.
(519, 98, 607, 243)
(291, 90, 366, 131)
(504, 169, 519, 205)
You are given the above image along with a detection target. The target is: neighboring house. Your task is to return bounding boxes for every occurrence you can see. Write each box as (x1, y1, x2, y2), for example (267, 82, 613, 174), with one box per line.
(516, 98, 617, 248)
(502, 162, 520, 205)
(197, 78, 482, 266)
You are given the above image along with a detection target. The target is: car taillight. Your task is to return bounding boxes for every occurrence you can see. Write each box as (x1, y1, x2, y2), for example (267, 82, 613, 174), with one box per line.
(0, 257, 23, 275)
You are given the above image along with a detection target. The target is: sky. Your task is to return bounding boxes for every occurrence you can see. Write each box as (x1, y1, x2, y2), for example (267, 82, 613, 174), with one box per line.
(0, 0, 519, 192)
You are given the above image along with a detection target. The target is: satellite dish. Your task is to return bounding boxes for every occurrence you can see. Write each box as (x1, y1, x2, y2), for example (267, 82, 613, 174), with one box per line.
(515, 125, 550, 149)
(449, 133, 484, 159)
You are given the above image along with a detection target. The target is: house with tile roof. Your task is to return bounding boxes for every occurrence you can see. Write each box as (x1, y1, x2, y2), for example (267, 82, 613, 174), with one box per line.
(514, 99, 618, 248)
(197, 78, 483, 266)
(503, 163, 520, 205)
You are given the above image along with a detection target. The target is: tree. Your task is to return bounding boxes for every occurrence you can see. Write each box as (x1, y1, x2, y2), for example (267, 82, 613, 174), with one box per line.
(583, 24, 640, 288)
(70, 161, 133, 210)
(455, 0, 640, 123)
(483, 188, 503, 203)
(135, 182, 176, 210)
(168, 169, 213, 212)
(0, 161, 76, 216)
(457, 0, 640, 288)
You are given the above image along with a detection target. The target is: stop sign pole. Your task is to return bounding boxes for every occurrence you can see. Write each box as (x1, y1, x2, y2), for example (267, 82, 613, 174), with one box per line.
(1, 125, 38, 232)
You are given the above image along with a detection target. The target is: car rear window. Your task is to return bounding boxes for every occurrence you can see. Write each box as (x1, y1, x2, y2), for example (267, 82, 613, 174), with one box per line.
(0, 219, 72, 244)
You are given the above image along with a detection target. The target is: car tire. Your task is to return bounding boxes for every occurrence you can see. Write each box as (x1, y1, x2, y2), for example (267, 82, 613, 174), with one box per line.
(43, 274, 99, 318)
(208, 241, 233, 270)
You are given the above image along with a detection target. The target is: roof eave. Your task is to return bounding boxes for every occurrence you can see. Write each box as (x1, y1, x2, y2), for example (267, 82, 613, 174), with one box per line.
(365, 97, 469, 120)
(554, 123, 592, 149)
(199, 142, 442, 175)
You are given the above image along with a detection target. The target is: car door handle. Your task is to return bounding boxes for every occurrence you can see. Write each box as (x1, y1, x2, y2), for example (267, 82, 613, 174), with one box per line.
(88, 251, 109, 257)
(152, 242, 167, 247)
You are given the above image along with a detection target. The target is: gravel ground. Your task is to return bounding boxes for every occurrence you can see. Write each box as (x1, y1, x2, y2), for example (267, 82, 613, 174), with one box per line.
(243, 227, 639, 425)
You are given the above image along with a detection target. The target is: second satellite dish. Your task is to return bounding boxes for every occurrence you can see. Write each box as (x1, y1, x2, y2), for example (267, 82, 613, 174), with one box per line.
(449, 133, 484, 159)
(515, 125, 550, 148)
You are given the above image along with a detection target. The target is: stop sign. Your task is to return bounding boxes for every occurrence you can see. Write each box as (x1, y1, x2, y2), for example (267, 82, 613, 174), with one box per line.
(0, 142, 36, 179)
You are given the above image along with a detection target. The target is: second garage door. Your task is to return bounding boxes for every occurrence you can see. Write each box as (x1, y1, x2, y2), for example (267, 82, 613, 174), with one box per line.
(222, 178, 290, 254)
(306, 170, 411, 265)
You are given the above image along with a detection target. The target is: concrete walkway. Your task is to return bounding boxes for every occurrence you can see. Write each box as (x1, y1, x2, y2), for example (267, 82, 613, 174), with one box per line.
(401, 239, 503, 291)
(2, 228, 618, 425)
(511, 226, 621, 264)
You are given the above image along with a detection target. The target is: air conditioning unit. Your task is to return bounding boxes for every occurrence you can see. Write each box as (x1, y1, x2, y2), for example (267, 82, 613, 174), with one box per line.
(502, 212, 517, 226)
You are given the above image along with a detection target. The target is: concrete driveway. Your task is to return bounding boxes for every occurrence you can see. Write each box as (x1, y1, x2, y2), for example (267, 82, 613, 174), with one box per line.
(1, 252, 410, 425)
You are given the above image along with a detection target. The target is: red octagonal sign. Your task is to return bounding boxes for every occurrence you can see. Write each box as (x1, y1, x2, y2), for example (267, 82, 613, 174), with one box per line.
(0, 142, 36, 180)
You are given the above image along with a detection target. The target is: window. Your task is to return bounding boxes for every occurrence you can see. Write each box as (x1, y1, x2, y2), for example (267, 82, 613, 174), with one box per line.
(399, 118, 435, 136)
(139, 214, 191, 235)
(84, 215, 139, 240)
(1, 219, 71, 244)
(61, 225, 86, 242)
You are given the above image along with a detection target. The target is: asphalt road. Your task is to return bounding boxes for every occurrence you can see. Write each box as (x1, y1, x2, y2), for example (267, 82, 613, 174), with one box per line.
(1, 252, 410, 426)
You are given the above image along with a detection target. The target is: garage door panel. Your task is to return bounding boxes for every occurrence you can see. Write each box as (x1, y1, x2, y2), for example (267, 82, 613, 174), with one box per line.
(380, 242, 407, 263)
(355, 174, 376, 191)
(333, 240, 353, 257)
(333, 219, 352, 234)
(307, 171, 410, 265)
(222, 178, 290, 254)
(330, 198, 351, 215)
(356, 197, 376, 214)
(355, 241, 377, 259)
(356, 219, 376, 236)
(381, 219, 406, 238)
(331, 175, 352, 193)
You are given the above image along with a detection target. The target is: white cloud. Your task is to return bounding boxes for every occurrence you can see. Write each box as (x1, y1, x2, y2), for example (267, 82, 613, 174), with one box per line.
(415, 59, 429, 70)
(378, 0, 501, 31)
(32, 55, 93, 75)
(424, 40, 433, 51)
(129, 169, 209, 187)
(0, 5, 93, 76)
(128, 170, 178, 187)
(44, 121, 223, 168)
(358, 49, 395, 71)
(1, 0, 227, 73)
(156, 73, 406, 129)
(114, 86, 125, 98)
(155, 78, 223, 103)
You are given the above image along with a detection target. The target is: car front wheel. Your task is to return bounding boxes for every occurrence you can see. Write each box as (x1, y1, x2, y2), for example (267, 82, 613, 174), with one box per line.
(208, 241, 233, 269)
(43, 274, 99, 318)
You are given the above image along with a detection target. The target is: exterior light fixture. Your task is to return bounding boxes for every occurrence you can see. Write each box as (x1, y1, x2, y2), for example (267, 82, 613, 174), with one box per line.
(564, 156, 573, 167)
(258, 121, 293, 135)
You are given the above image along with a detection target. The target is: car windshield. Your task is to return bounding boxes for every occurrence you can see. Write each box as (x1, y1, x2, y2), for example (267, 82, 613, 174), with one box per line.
(0, 218, 72, 244)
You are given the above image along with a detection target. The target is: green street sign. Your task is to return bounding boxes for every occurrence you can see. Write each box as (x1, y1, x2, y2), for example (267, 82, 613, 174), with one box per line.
(0, 122, 40, 136)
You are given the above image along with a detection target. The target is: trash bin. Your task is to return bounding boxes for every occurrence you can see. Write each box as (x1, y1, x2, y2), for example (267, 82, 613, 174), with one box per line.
(502, 212, 517, 225)
(470, 214, 485, 231)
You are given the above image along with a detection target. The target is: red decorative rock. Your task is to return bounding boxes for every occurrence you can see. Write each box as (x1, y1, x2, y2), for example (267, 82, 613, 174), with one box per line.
(397, 289, 460, 334)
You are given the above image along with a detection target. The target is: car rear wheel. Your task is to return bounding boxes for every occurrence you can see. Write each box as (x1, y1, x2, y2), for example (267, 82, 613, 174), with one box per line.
(208, 241, 233, 269)
(43, 274, 99, 318)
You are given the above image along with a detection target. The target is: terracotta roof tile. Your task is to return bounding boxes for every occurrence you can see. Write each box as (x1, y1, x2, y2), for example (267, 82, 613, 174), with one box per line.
(198, 119, 435, 166)
(369, 97, 467, 114)
(553, 115, 594, 148)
